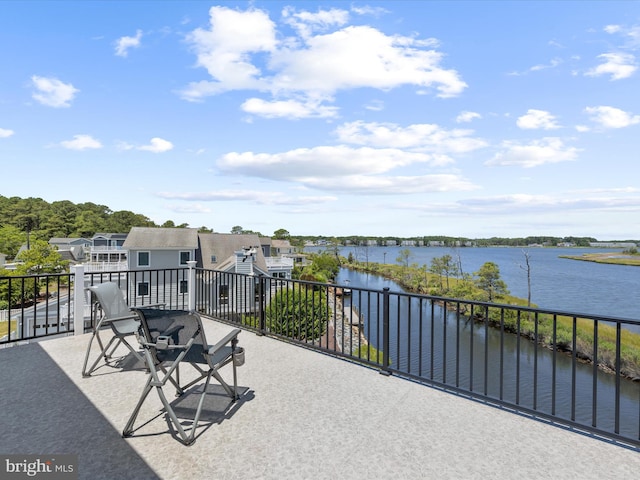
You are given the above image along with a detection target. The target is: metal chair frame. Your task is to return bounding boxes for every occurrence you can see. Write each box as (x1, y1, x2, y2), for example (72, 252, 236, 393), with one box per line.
(82, 282, 163, 377)
(122, 308, 242, 445)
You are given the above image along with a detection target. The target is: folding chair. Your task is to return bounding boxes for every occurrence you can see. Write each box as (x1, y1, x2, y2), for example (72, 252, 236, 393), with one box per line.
(122, 308, 243, 446)
(82, 282, 163, 377)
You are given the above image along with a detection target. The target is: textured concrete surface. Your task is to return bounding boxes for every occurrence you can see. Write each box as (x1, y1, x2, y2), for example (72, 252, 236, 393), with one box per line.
(1, 317, 639, 479)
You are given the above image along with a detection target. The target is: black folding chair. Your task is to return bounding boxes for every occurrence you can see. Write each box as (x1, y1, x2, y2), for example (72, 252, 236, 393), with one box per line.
(123, 308, 244, 445)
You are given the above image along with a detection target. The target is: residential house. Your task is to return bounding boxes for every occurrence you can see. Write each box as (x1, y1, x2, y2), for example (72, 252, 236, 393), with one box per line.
(120, 229, 294, 313)
(271, 239, 295, 255)
(197, 233, 270, 312)
(271, 240, 308, 267)
(0, 252, 6, 269)
(123, 227, 199, 299)
(49, 237, 90, 264)
(86, 233, 129, 272)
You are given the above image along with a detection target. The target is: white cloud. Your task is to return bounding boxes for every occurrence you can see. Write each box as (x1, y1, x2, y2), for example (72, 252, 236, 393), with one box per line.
(0, 128, 14, 138)
(215, 143, 479, 195)
(456, 111, 481, 123)
(604, 24, 622, 34)
(530, 58, 562, 72)
(364, 99, 384, 111)
(300, 173, 478, 194)
(115, 29, 143, 57)
(334, 121, 487, 155)
(486, 137, 579, 168)
(282, 6, 349, 38)
(218, 145, 440, 179)
(157, 189, 338, 205)
(31, 75, 79, 107)
(138, 137, 174, 153)
(516, 109, 561, 130)
(406, 191, 640, 215)
(180, 7, 277, 101)
(180, 6, 466, 110)
(586, 52, 637, 80)
(241, 97, 338, 119)
(60, 134, 102, 150)
(585, 106, 640, 129)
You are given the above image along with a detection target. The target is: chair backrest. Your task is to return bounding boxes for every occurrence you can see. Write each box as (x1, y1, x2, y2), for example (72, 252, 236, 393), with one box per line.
(135, 308, 205, 364)
(88, 282, 131, 319)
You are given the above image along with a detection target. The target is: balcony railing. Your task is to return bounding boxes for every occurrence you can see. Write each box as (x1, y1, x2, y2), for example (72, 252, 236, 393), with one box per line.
(1, 265, 639, 449)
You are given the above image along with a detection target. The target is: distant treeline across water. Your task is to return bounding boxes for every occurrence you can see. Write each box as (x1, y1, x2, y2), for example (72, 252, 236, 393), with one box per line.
(306, 245, 640, 321)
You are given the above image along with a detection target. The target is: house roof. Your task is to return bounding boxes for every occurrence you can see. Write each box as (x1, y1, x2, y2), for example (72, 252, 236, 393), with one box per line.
(123, 227, 199, 249)
(49, 237, 91, 246)
(92, 233, 128, 240)
(197, 233, 268, 272)
(271, 239, 293, 249)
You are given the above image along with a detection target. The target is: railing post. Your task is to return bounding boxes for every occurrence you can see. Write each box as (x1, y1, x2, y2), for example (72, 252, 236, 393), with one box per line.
(187, 260, 196, 313)
(258, 275, 266, 336)
(380, 287, 391, 376)
(73, 264, 85, 336)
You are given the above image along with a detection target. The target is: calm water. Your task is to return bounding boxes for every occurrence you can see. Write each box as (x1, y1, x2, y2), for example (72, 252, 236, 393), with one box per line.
(308, 245, 640, 321)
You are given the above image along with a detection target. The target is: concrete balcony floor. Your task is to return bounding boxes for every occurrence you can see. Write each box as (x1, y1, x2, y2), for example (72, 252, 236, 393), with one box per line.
(1, 316, 639, 479)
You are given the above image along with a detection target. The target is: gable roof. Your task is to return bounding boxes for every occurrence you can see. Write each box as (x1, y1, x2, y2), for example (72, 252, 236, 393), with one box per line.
(123, 227, 199, 250)
(92, 233, 128, 240)
(49, 237, 91, 246)
(197, 233, 268, 272)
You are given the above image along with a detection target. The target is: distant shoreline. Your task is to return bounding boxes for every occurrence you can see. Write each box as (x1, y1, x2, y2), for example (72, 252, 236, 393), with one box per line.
(559, 252, 640, 267)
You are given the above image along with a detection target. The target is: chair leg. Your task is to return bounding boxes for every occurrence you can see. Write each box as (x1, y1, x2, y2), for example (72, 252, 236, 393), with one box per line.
(122, 375, 154, 437)
(82, 334, 118, 377)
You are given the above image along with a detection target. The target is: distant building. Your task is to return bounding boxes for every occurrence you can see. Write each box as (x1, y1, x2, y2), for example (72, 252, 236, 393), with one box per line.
(49, 237, 91, 264)
(589, 242, 638, 248)
(85, 233, 129, 272)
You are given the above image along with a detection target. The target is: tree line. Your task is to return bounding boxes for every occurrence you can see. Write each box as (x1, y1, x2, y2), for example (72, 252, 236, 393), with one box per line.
(0, 195, 211, 259)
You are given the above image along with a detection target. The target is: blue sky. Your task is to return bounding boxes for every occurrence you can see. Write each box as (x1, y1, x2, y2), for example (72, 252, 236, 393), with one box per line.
(1, 1, 639, 239)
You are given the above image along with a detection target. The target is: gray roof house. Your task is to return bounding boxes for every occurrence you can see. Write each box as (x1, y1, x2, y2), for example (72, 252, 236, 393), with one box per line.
(49, 237, 91, 263)
(196, 233, 270, 314)
(197, 233, 268, 274)
(115, 227, 293, 312)
(124, 227, 199, 270)
(122, 227, 199, 299)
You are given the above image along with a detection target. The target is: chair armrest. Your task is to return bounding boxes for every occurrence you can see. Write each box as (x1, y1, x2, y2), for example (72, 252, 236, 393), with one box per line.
(102, 313, 139, 323)
(208, 329, 241, 355)
(134, 302, 166, 309)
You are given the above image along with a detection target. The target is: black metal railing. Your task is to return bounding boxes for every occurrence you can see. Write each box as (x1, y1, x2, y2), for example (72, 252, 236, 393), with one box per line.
(0, 272, 74, 342)
(2, 266, 639, 448)
(195, 268, 640, 449)
(85, 268, 190, 310)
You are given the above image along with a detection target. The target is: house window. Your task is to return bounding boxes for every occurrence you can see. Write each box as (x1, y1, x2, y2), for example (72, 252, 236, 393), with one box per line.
(138, 251, 150, 267)
(179, 280, 188, 294)
(218, 284, 229, 305)
(210, 255, 217, 263)
(179, 251, 190, 266)
(137, 282, 149, 297)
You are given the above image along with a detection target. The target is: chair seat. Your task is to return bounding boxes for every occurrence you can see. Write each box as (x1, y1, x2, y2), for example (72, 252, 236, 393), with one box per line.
(112, 318, 140, 335)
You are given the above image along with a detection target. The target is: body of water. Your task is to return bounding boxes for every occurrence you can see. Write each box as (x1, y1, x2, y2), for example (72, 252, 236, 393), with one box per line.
(307, 245, 640, 321)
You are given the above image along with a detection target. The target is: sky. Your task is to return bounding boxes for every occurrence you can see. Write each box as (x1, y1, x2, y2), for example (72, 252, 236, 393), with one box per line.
(1, 1, 640, 240)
